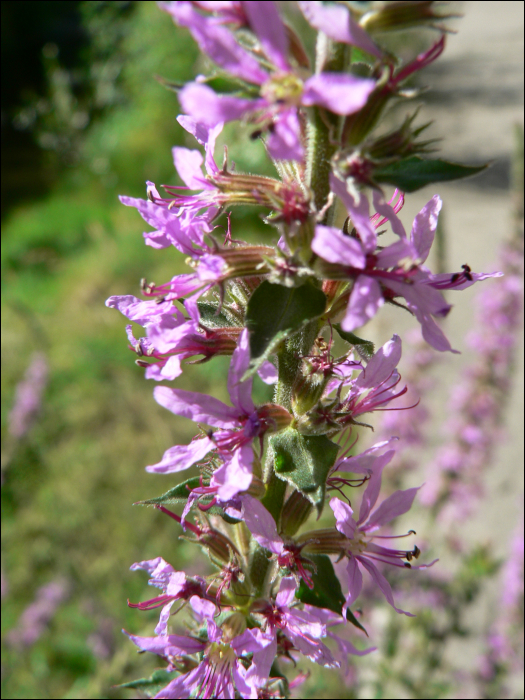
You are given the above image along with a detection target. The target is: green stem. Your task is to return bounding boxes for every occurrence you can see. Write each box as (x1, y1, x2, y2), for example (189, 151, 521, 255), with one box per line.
(305, 37, 350, 221)
(274, 320, 319, 412)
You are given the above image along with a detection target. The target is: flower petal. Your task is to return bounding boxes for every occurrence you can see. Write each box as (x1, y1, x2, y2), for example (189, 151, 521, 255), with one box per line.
(343, 556, 363, 614)
(357, 557, 414, 616)
(330, 497, 357, 539)
(303, 73, 375, 114)
(257, 360, 278, 384)
(214, 445, 254, 501)
(357, 450, 396, 525)
(342, 275, 384, 331)
(298, 0, 383, 58)
(411, 195, 442, 262)
(330, 174, 377, 252)
(154, 386, 241, 427)
(243, 1, 289, 71)
(312, 225, 366, 267)
(172, 147, 206, 190)
(276, 576, 297, 608)
(237, 495, 283, 554)
(161, 1, 267, 83)
(372, 189, 407, 238)
(179, 82, 261, 127)
(105, 295, 175, 326)
(227, 329, 254, 414)
(123, 630, 204, 655)
(365, 486, 420, 531)
(266, 108, 304, 161)
(355, 335, 402, 390)
(146, 437, 214, 474)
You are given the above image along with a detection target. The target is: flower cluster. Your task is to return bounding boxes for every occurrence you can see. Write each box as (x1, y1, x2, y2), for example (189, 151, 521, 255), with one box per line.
(107, 2, 503, 697)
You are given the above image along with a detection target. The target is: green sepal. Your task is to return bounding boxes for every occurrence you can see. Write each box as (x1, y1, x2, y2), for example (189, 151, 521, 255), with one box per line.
(119, 670, 180, 697)
(135, 477, 203, 506)
(296, 554, 368, 636)
(270, 428, 339, 516)
(334, 325, 375, 360)
(244, 281, 326, 380)
(374, 156, 488, 192)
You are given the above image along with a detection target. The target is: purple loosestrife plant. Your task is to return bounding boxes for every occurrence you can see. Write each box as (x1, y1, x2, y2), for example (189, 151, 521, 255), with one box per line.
(108, 3, 503, 697)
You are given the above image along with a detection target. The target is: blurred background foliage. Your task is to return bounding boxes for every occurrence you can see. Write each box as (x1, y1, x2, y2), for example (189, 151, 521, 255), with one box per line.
(1, 2, 522, 699)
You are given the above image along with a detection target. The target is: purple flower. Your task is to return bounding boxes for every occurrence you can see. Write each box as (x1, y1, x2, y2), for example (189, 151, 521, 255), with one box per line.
(297, 335, 408, 434)
(106, 294, 241, 380)
(125, 597, 273, 699)
(298, 1, 384, 59)
(147, 330, 292, 500)
(162, 1, 376, 160)
(329, 458, 437, 615)
(119, 118, 222, 253)
(7, 578, 70, 648)
(313, 176, 502, 352)
(8, 352, 48, 440)
(128, 557, 209, 634)
(252, 576, 339, 667)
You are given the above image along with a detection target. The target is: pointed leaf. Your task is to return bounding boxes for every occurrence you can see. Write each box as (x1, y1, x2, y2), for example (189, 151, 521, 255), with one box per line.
(270, 429, 339, 515)
(374, 156, 488, 192)
(136, 477, 203, 506)
(245, 281, 326, 378)
(197, 301, 240, 328)
(334, 325, 375, 360)
(119, 670, 179, 697)
(296, 554, 368, 635)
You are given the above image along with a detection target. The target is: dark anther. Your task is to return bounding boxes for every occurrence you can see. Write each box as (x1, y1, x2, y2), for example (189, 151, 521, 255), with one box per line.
(404, 562, 412, 568)
(462, 264, 473, 281)
(250, 129, 263, 140)
(451, 273, 460, 283)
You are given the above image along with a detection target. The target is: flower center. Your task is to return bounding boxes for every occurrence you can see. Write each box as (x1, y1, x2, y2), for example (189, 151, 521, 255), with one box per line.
(346, 531, 368, 556)
(261, 72, 304, 106)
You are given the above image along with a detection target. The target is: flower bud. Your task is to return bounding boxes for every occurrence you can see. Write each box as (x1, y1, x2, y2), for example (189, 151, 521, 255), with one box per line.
(220, 612, 247, 641)
(360, 1, 457, 34)
(281, 490, 314, 537)
(257, 403, 294, 435)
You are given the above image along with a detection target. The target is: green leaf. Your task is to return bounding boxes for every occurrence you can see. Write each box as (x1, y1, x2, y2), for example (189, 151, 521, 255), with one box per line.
(135, 477, 203, 506)
(296, 554, 368, 636)
(334, 325, 375, 360)
(119, 670, 179, 697)
(374, 156, 488, 192)
(244, 281, 326, 379)
(197, 301, 240, 328)
(270, 428, 339, 515)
